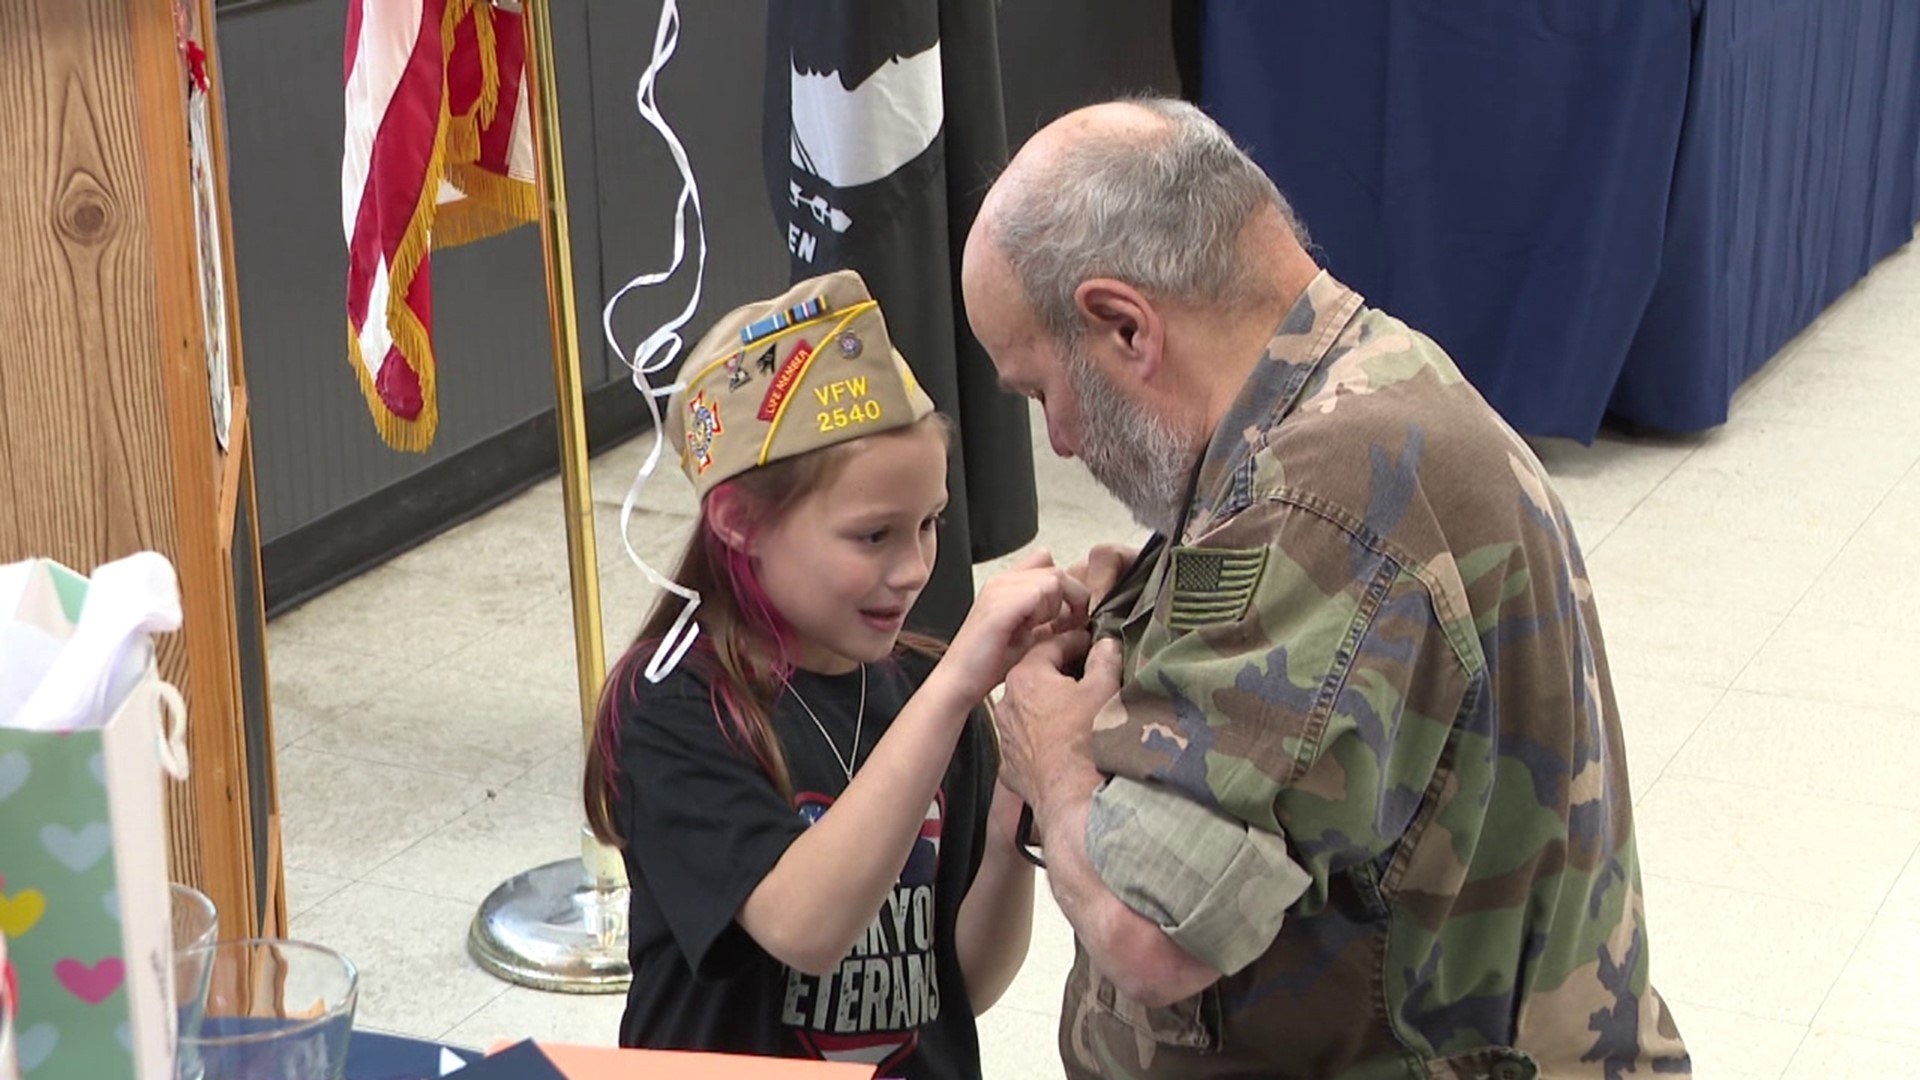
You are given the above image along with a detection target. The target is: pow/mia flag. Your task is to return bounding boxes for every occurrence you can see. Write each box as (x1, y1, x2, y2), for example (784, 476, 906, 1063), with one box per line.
(763, 0, 1037, 637)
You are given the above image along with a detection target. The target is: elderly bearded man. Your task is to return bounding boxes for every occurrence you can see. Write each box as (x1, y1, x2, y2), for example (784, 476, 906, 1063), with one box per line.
(962, 98, 1690, 1080)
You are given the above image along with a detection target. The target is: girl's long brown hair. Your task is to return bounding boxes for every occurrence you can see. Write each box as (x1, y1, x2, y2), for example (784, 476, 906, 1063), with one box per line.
(584, 416, 950, 847)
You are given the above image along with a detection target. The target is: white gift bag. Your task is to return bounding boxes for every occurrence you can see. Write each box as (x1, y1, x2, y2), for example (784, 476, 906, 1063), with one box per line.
(0, 554, 189, 1079)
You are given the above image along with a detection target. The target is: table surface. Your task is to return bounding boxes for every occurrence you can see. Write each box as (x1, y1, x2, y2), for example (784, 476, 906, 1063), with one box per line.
(347, 1030, 482, 1079)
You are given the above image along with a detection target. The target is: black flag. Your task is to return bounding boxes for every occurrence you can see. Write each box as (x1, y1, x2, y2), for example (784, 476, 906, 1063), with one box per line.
(764, 0, 1037, 637)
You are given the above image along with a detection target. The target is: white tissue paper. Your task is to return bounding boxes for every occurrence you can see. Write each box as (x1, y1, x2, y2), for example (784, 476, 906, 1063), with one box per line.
(1, 552, 183, 732)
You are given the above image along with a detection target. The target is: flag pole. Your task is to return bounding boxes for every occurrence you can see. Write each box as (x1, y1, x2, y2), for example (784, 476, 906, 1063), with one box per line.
(468, 0, 632, 993)
(521, 0, 604, 750)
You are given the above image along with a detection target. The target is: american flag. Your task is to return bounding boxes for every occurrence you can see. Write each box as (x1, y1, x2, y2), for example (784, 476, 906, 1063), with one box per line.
(342, 0, 538, 452)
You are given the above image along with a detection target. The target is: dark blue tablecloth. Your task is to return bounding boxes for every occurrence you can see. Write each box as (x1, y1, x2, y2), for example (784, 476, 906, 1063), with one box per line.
(347, 1030, 482, 1079)
(1186, 0, 1920, 440)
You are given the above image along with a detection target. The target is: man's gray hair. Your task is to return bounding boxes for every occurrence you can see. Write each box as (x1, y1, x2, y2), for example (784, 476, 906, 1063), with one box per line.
(990, 97, 1308, 344)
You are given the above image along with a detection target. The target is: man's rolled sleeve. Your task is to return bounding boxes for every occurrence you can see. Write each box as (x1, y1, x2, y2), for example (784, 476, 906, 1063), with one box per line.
(1084, 775, 1310, 976)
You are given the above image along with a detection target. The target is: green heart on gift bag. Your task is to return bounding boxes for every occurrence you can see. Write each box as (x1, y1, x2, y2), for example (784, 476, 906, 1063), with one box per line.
(0, 752, 28, 801)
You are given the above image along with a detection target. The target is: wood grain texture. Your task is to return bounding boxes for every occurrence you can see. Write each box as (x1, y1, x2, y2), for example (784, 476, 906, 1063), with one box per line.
(0, 0, 176, 569)
(189, 0, 280, 934)
(130, 0, 263, 941)
(263, 811, 287, 938)
(0, 0, 270, 940)
(238, 437, 285, 938)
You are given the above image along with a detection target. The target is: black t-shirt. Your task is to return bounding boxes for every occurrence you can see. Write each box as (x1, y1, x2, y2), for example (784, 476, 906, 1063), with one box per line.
(614, 651, 996, 1080)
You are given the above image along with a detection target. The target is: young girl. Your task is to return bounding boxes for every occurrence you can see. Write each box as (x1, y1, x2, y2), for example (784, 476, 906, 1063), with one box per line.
(584, 271, 1085, 1078)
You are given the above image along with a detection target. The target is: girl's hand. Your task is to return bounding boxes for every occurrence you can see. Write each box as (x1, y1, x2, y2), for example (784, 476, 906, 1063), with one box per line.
(941, 549, 1090, 702)
(1067, 542, 1140, 608)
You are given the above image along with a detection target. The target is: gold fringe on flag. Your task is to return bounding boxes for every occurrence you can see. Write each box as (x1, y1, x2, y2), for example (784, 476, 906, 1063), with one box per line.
(350, 0, 535, 452)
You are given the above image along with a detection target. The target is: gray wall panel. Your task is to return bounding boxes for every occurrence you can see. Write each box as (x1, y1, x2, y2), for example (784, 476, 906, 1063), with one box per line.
(222, 0, 607, 543)
(585, 0, 787, 400)
(222, 0, 1177, 550)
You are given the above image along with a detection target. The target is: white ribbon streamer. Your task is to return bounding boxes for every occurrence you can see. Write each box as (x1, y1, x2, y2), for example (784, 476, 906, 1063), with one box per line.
(601, 0, 707, 682)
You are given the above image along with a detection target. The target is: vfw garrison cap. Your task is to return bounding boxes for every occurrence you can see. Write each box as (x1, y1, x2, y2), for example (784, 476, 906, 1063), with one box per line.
(664, 269, 937, 500)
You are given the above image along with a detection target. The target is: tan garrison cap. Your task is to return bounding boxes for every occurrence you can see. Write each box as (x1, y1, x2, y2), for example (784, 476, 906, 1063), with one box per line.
(664, 269, 937, 500)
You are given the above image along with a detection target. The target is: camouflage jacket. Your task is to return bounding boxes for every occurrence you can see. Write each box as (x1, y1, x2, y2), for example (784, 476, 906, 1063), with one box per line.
(1063, 272, 1690, 1080)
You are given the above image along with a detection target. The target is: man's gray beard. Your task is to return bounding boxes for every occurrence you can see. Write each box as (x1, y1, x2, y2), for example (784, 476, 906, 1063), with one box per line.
(1065, 350, 1201, 536)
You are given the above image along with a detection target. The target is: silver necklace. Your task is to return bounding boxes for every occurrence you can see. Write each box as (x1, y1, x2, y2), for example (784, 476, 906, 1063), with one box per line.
(786, 664, 866, 782)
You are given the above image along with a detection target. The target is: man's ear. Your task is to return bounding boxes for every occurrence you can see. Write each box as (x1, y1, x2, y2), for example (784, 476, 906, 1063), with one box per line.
(705, 489, 753, 553)
(1073, 278, 1165, 381)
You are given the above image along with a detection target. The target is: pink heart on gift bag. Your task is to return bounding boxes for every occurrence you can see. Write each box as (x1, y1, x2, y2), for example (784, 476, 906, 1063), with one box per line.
(55, 956, 124, 1004)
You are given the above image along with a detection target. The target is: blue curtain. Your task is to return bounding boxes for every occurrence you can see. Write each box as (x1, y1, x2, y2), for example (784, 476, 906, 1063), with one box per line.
(1188, 0, 1920, 440)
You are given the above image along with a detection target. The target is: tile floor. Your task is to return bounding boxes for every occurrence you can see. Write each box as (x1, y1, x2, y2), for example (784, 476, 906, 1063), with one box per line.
(268, 241, 1920, 1079)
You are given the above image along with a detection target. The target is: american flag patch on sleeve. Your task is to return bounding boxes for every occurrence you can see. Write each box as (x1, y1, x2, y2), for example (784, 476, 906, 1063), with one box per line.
(1167, 546, 1268, 631)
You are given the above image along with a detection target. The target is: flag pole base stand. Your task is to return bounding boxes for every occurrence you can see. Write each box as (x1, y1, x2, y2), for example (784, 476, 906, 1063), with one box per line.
(468, 832, 632, 993)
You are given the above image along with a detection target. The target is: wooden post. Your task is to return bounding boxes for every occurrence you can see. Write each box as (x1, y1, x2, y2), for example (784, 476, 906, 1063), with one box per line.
(0, 0, 279, 940)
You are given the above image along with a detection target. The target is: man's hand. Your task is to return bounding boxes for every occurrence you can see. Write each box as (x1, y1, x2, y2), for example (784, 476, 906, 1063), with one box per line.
(1066, 543, 1140, 609)
(992, 633, 1124, 807)
(993, 634, 1224, 1008)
